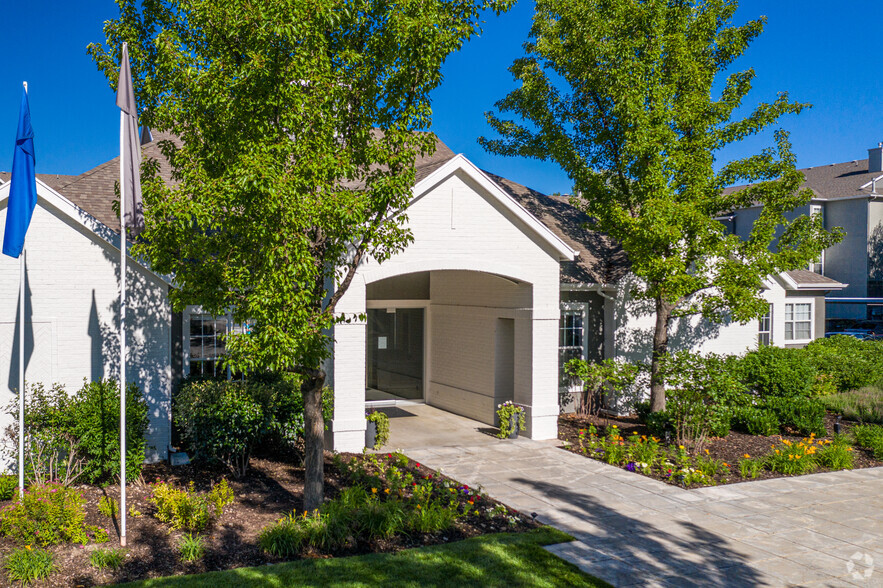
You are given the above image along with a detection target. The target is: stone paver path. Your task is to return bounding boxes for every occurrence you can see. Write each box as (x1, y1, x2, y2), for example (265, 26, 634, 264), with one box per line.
(404, 439, 883, 587)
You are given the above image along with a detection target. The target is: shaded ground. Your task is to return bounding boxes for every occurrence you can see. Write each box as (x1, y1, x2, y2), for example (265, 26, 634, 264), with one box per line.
(118, 527, 610, 588)
(558, 412, 883, 488)
(0, 452, 538, 587)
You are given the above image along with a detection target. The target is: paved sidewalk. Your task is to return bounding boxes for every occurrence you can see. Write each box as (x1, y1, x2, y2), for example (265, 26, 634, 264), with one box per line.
(403, 439, 883, 587)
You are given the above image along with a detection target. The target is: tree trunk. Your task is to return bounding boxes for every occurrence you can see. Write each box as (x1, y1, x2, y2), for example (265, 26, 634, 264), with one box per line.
(650, 296, 673, 413)
(302, 369, 326, 512)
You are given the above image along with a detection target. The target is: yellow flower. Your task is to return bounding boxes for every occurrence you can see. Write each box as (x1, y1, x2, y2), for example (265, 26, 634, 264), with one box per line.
(384, 488, 390, 494)
(743, 454, 750, 459)
(704, 449, 709, 454)
(25, 545, 31, 551)
(678, 445, 685, 450)
(371, 488, 377, 494)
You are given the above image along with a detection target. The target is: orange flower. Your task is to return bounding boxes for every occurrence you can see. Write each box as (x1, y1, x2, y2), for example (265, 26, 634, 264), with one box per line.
(743, 454, 750, 459)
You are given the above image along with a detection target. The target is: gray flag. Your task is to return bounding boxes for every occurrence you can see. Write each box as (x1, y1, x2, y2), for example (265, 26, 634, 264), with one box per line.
(116, 42, 145, 236)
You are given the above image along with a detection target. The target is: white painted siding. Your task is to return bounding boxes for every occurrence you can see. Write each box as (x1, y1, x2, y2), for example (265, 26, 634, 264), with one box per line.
(0, 196, 171, 467)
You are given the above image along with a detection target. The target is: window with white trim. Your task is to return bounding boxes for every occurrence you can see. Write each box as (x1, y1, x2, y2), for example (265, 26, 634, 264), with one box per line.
(758, 304, 772, 346)
(784, 302, 812, 341)
(559, 305, 586, 390)
(185, 308, 254, 379)
(808, 205, 825, 274)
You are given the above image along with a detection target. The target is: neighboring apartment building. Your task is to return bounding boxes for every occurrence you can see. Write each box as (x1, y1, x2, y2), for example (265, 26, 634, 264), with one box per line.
(727, 142, 883, 322)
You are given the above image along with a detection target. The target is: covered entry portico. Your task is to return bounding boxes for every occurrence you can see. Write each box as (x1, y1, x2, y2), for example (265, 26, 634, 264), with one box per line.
(326, 155, 577, 452)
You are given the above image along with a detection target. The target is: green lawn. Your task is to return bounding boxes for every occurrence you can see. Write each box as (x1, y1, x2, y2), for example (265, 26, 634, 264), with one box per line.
(122, 527, 611, 588)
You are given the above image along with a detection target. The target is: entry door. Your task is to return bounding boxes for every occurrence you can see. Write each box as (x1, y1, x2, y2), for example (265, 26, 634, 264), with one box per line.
(366, 308, 424, 400)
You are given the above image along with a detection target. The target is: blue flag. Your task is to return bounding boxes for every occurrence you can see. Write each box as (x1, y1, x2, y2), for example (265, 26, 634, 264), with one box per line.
(3, 87, 37, 258)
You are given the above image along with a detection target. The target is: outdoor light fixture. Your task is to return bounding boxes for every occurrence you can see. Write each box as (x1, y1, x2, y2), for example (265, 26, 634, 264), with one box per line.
(834, 415, 842, 435)
(665, 431, 671, 444)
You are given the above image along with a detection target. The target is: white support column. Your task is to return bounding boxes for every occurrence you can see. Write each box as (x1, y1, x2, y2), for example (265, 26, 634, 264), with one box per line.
(330, 279, 367, 452)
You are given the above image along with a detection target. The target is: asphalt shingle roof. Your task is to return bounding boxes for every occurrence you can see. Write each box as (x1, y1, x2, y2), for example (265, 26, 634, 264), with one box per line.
(728, 158, 883, 201)
(784, 269, 845, 287)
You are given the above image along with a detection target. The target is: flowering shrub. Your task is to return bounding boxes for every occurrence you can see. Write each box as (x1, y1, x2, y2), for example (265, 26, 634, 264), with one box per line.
(0, 483, 89, 546)
(765, 436, 821, 475)
(738, 455, 763, 479)
(816, 435, 854, 470)
(149, 479, 234, 532)
(496, 401, 525, 438)
(0, 475, 16, 501)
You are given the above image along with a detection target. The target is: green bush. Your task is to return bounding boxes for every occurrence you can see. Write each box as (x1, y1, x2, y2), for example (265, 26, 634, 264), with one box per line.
(0, 483, 89, 546)
(731, 406, 780, 436)
(70, 379, 150, 484)
(4, 547, 53, 585)
(89, 547, 126, 570)
(174, 375, 332, 477)
(853, 424, 883, 459)
(740, 346, 816, 398)
(803, 336, 883, 393)
(3, 383, 85, 486)
(0, 476, 17, 501)
(149, 479, 234, 532)
(765, 396, 827, 436)
(657, 352, 747, 448)
(821, 387, 883, 424)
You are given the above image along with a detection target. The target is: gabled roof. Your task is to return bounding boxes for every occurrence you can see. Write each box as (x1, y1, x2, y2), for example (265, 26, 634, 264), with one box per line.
(0, 178, 171, 285)
(779, 269, 846, 291)
(483, 172, 628, 284)
(726, 159, 883, 201)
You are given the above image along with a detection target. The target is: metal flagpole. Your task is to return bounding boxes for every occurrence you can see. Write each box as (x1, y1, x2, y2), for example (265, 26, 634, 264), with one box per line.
(119, 105, 128, 547)
(18, 250, 24, 498)
(18, 81, 28, 499)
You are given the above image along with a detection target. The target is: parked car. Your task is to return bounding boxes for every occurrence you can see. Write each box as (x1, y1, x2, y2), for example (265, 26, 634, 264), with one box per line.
(826, 331, 883, 341)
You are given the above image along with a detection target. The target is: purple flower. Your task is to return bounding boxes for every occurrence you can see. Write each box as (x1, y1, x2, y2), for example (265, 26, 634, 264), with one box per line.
(625, 462, 637, 472)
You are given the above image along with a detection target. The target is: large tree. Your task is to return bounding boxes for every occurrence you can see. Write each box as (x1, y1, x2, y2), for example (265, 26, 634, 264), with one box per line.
(480, 0, 842, 412)
(89, 0, 510, 509)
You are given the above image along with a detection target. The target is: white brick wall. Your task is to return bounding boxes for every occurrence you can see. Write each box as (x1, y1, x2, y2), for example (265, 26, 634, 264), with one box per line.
(330, 166, 564, 450)
(0, 193, 171, 469)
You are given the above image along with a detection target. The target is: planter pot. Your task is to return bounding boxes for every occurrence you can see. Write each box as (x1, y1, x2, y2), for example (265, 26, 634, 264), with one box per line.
(508, 414, 519, 439)
(365, 420, 377, 449)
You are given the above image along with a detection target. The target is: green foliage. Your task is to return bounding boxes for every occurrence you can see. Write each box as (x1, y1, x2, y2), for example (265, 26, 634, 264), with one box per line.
(564, 359, 640, 415)
(70, 379, 150, 484)
(853, 424, 883, 459)
(0, 483, 89, 546)
(741, 346, 817, 398)
(89, 548, 126, 570)
(816, 436, 854, 471)
(175, 377, 330, 477)
(98, 496, 119, 519)
(4, 547, 53, 585)
(764, 437, 820, 475)
(765, 396, 827, 437)
(821, 387, 883, 424)
(0, 476, 16, 501)
(495, 402, 526, 438)
(480, 0, 842, 411)
(178, 533, 206, 563)
(3, 383, 84, 486)
(738, 457, 763, 479)
(803, 336, 883, 393)
(657, 352, 746, 449)
(731, 406, 780, 436)
(149, 480, 234, 532)
(366, 411, 390, 449)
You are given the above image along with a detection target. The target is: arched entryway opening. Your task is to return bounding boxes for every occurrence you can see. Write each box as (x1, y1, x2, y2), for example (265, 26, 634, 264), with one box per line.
(365, 269, 532, 429)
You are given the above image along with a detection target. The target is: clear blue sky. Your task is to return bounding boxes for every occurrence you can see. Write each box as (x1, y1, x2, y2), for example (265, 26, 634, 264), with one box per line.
(2, 1, 881, 195)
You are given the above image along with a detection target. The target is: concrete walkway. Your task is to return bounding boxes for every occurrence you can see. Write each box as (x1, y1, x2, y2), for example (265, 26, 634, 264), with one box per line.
(391, 407, 883, 587)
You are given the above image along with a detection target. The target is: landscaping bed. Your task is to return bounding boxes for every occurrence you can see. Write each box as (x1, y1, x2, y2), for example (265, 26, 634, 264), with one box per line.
(558, 412, 883, 488)
(0, 451, 539, 586)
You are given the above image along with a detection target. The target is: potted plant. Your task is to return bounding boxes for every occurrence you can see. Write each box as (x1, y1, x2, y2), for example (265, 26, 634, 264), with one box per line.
(365, 410, 390, 449)
(496, 401, 526, 439)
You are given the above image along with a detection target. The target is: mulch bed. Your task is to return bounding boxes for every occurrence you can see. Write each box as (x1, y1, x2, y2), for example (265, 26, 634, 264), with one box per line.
(0, 451, 538, 587)
(558, 412, 883, 488)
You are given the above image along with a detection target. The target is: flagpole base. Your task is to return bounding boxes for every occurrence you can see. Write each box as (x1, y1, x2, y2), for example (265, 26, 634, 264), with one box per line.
(120, 535, 127, 547)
